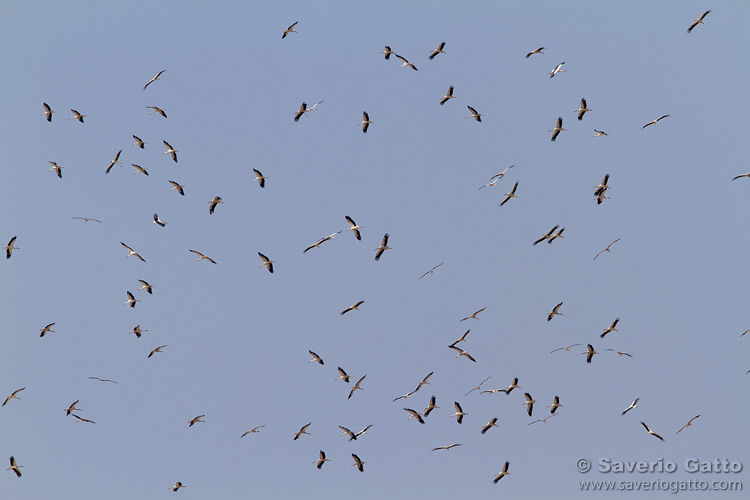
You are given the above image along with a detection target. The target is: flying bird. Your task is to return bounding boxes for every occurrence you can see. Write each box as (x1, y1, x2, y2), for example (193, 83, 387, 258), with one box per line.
(439, 85, 455, 105)
(600, 318, 620, 338)
(3, 388, 25, 407)
(548, 396, 563, 414)
(534, 225, 559, 245)
(188, 415, 205, 427)
(88, 377, 118, 384)
(594, 174, 610, 199)
(642, 114, 670, 128)
(641, 421, 665, 441)
(241, 425, 266, 438)
(257, 252, 274, 273)
(345, 216, 362, 240)
(428, 41, 446, 60)
(419, 263, 443, 279)
(676, 415, 700, 434)
(168, 180, 185, 195)
(549, 117, 565, 141)
(163, 140, 178, 162)
(188, 249, 217, 264)
(732, 173, 750, 181)
(464, 376, 491, 396)
(132, 135, 147, 148)
(687, 10, 710, 33)
(41, 102, 55, 121)
(148, 345, 167, 358)
(137, 279, 154, 294)
(143, 70, 166, 90)
(351, 454, 365, 472)
(72, 217, 102, 223)
(171, 482, 186, 492)
(582, 344, 598, 363)
(450, 402, 468, 423)
(4, 236, 18, 259)
(105, 150, 122, 174)
(576, 98, 591, 120)
(461, 307, 486, 322)
(293, 100, 323, 122)
(465, 106, 483, 122)
(547, 302, 563, 321)
(8, 456, 22, 477)
(69, 109, 86, 123)
(448, 344, 477, 362)
(341, 300, 365, 316)
(152, 213, 166, 227)
(357, 111, 372, 133)
(606, 349, 632, 357)
(121, 243, 145, 262)
(40, 323, 55, 337)
(314, 451, 330, 469)
(549, 228, 567, 243)
(493, 462, 511, 483)
(523, 393, 536, 416)
(491, 164, 515, 180)
(432, 444, 462, 451)
(379, 46, 393, 59)
(208, 196, 223, 214)
(338, 425, 358, 441)
(354, 424, 374, 439)
(65, 400, 81, 416)
(334, 367, 350, 383)
(124, 291, 140, 308)
(48, 161, 63, 178)
(621, 398, 639, 416)
(395, 54, 417, 71)
(499, 182, 519, 207)
(131, 163, 149, 176)
(303, 231, 342, 253)
(71, 414, 95, 424)
(423, 396, 439, 416)
(478, 178, 500, 190)
(130, 325, 147, 338)
(308, 350, 324, 365)
(375, 233, 391, 261)
(282, 21, 298, 39)
(594, 238, 621, 260)
(293, 422, 311, 440)
(526, 47, 544, 58)
(403, 408, 425, 424)
(593, 129, 610, 137)
(550, 344, 582, 353)
(481, 417, 499, 434)
(549, 61, 566, 78)
(251, 168, 267, 188)
(348, 375, 366, 400)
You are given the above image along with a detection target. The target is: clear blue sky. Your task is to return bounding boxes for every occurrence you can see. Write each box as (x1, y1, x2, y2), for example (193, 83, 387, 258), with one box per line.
(2, 2, 749, 499)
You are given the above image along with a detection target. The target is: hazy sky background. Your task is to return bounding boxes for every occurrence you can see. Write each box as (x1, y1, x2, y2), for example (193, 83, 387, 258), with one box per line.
(2, 2, 749, 499)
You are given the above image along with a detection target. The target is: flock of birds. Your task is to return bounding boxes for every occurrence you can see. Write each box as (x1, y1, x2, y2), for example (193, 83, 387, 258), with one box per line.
(3, 8, 737, 495)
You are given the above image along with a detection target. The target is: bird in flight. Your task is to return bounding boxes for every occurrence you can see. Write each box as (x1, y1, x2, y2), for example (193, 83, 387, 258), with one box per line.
(676, 415, 700, 434)
(3, 388, 25, 407)
(282, 21, 298, 39)
(493, 461, 511, 483)
(152, 213, 167, 227)
(547, 227, 565, 243)
(548, 396, 563, 414)
(257, 252, 274, 273)
(338, 425, 358, 441)
(130, 164, 149, 176)
(208, 196, 223, 214)
(534, 225, 559, 245)
(393, 371, 433, 401)
(8, 456, 23, 477)
(304, 231, 341, 253)
(403, 408, 425, 424)
(148, 345, 167, 358)
(523, 393, 536, 416)
(461, 307, 486, 322)
(529, 414, 559, 425)
(600, 318, 620, 338)
(241, 425, 266, 438)
(71, 414, 95, 424)
(130, 325, 147, 338)
(525, 47, 544, 58)
(464, 376, 491, 396)
(549, 117, 565, 141)
(432, 444, 462, 451)
(491, 164, 515, 181)
(643, 114, 670, 128)
(499, 182, 519, 207)
(124, 291, 140, 309)
(69, 109, 86, 123)
(252, 169, 267, 188)
(428, 41, 446, 60)
(375, 233, 391, 261)
(576, 98, 591, 120)
(170, 482, 186, 492)
(593, 129, 610, 137)
(188, 249, 217, 264)
(478, 178, 500, 190)
(594, 238, 621, 260)
(481, 417, 499, 434)
(340, 300, 365, 316)
(466, 106, 483, 122)
(732, 173, 750, 181)
(439, 86, 455, 105)
(48, 161, 63, 178)
(4, 236, 18, 259)
(449, 344, 477, 362)
(621, 398, 639, 416)
(483, 377, 520, 395)
(168, 180, 185, 196)
(549, 61, 566, 78)
(395, 53, 418, 71)
(379, 46, 393, 60)
(606, 349, 632, 357)
(344, 216, 362, 240)
(41, 102, 55, 121)
(72, 217, 102, 223)
(419, 263, 443, 279)
(132, 135, 147, 149)
(308, 350, 324, 365)
(547, 302, 563, 321)
(121, 243, 146, 262)
(582, 344, 598, 363)
(40, 323, 55, 337)
(423, 395, 439, 416)
(137, 279, 154, 294)
(351, 454, 365, 472)
(88, 377, 118, 384)
(357, 111, 372, 133)
(163, 141, 178, 162)
(293, 422, 311, 440)
(143, 70, 166, 90)
(314, 451, 330, 469)
(188, 415, 205, 427)
(334, 367, 350, 383)
(641, 421, 665, 441)
(105, 150, 122, 174)
(687, 10, 710, 33)
(450, 402, 468, 424)
(550, 344, 582, 353)
(348, 375, 366, 400)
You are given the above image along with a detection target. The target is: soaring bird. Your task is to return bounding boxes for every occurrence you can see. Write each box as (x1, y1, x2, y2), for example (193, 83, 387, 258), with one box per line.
(641, 421, 665, 441)
(548, 227, 565, 243)
(345, 216, 362, 240)
(258, 252, 274, 273)
(240, 425, 266, 438)
(88, 377, 118, 384)
(69, 109, 86, 123)
(137, 279, 154, 294)
(732, 173, 750, 181)
(8, 456, 22, 477)
(549, 61, 566, 78)
(41, 102, 55, 121)
(375, 233, 391, 261)
(534, 225, 559, 246)
(314, 451, 330, 469)
(439, 85, 455, 105)
(147, 104, 167, 118)
(450, 402, 468, 423)
(600, 318, 620, 338)
(432, 444, 462, 451)
(523, 393, 536, 416)
(358, 111, 372, 133)
(105, 150, 122, 174)
(465, 106, 483, 122)
(548, 396, 563, 414)
(606, 349, 632, 357)
(4, 236, 18, 259)
(71, 414, 95, 424)
(493, 462, 511, 483)
(72, 217, 102, 223)
(338, 425, 358, 441)
(3, 388, 25, 407)
(294, 422, 311, 440)
(547, 302, 563, 321)
(550, 344, 582, 353)
(621, 398, 639, 416)
(351, 454, 365, 472)
(460, 307, 486, 322)
(423, 395, 439, 416)
(594, 238, 621, 260)
(130, 325, 147, 338)
(448, 344, 477, 362)
(687, 10, 710, 33)
(48, 161, 63, 178)
(40, 323, 55, 337)
(294, 102, 307, 121)
(143, 70, 166, 90)
(499, 182, 519, 207)
(498, 377, 520, 395)
(304, 231, 342, 253)
(526, 47, 544, 58)
(549, 117, 565, 141)
(132, 135, 147, 148)
(334, 367, 350, 383)
(148, 345, 167, 358)
(171, 482, 186, 492)
(348, 375, 366, 400)
(153, 213, 166, 227)
(252, 169, 267, 188)
(340, 300, 365, 316)
(403, 408, 425, 424)
(594, 174, 610, 198)
(354, 425, 373, 438)
(208, 196, 223, 214)
(676, 415, 700, 434)
(464, 376, 491, 396)
(479, 178, 500, 190)
(124, 291, 140, 308)
(582, 344, 598, 363)
(419, 263, 443, 279)
(593, 129, 610, 137)
(121, 242, 146, 262)
(282, 21, 298, 39)
(395, 54, 418, 71)
(428, 41, 446, 60)
(529, 415, 559, 425)
(188, 415, 205, 427)
(481, 417, 499, 434)
(643, 115, 670, 128)
(576, 98, 591, 120)
(168, 180, 185, 195)
(163, 141, 178, 162)
(308, 350, 324, 365)
(188, 249, 217, 264)
(131, 164, 149, 176)
(379, 46, 393, 59)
